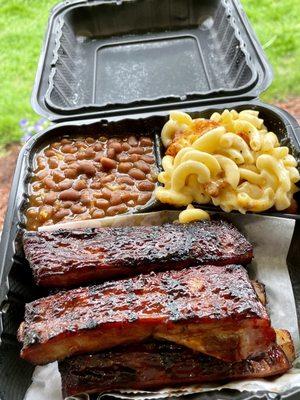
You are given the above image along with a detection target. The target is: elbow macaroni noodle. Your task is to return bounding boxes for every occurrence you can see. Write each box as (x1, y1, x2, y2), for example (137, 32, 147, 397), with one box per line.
(155, 109, 299, 213)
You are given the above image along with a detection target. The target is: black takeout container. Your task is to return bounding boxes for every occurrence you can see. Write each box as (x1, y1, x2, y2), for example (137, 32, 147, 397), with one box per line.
(1, 0, 300, 399)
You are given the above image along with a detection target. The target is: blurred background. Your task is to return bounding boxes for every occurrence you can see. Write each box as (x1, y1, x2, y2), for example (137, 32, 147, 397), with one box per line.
(0, 0, 299, 226)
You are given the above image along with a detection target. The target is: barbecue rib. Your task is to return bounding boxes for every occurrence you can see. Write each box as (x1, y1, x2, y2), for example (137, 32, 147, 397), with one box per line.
(23, 220, 253, 287)
(60, 330, 294, 397)
(18, 265, 275, 365)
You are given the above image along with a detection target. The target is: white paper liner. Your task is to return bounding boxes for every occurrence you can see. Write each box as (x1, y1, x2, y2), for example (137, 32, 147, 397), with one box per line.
(24, 211, 300, 400)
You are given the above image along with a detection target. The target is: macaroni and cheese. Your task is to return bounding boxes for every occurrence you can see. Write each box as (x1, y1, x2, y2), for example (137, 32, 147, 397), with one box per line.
(156, 109, 299, 213)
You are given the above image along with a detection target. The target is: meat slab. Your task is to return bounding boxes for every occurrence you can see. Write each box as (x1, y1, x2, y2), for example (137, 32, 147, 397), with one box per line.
(18, 265, 275, 365)
(23, 220, 253, 287)
(60, 338, 293, 397)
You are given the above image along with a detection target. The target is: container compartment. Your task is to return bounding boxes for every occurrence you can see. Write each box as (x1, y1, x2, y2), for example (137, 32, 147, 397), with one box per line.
(0, 103, 300, 398)
(36, 0, 268, 119)
(9, 101, 300, 234)
(21, 117, 163, 231)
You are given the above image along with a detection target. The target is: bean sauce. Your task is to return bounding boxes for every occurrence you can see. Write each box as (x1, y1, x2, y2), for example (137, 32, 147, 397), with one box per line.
(25, 134, 158, 230)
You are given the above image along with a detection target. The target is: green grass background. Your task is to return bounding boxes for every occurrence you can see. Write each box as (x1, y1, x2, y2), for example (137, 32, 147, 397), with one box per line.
(0, 0, 299, 148)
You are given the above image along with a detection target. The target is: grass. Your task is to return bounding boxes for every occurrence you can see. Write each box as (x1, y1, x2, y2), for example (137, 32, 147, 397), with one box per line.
(0, 0, 56, 147)
(0, 0, 299, 148)
(242, 0, 300, 101)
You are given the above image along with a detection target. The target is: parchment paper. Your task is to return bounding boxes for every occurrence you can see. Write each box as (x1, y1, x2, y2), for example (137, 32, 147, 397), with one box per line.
(24, 212, 300, 400)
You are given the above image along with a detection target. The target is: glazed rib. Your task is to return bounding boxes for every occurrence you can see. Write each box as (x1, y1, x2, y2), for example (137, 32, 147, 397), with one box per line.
(23, 220, 253, 287)
(18, 265, 275, 365)
(60, 334, 293, 397)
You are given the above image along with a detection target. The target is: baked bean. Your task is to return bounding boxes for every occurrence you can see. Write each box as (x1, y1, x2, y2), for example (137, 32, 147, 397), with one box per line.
(101, 188, 112, 200)
(62, 201, 73, 208)
(64, 168, 78, 179)
(128, 136, 138, 146)
(107, 148, 116, 159)
(128, 147, 144, 155)
(120, 192, 132, 203)
(95, 198, 110, 209)
(138, 181, 155, 191)
(93, 191, 103, 199)
(76, 141, 88, 149)
(36, 157, 46, 169)
(61, 144, 77, 154)
(84, 148, 96, 159)
(73, 179, 87, 191)
(129, 192, 139, 201)
(92, 209, 105, 219)
(54, 209, 70, 221)
(140, 155, 155, 164)
(118, 162, 133, 173)
(99, 136, 107, 142)
(128, 168, 146, 180)
(109, 142, 122, 153)
(93, 143, 103, 152)
(86, 137, 95, 144)
(59, 188, 80, 201)
(137, 192, 152, 205)
(130, 154, 140, 163)
(101, 174, 115, 184)
(43, 192, 57, 205)
(44, 149, 56, 157)
(77, 212, 91, 221)
(122, 142, 131, 151)
(140, 137, 153, 147)
(110, 192, 122, 206)
(144, 147, 153, 154)
(61, 138, 71, 145)
(94, 153, 104, 163)
(101, 157, 117, 170)
(106, 204, 127, 216)
(77, 151, 87, 160)
(90, 181, 102, 190)
(117, 176, 134, 186)
(133, 160, 150, 174)
(106, 182, 123, 192)
(51, 142, 61, 149)
(64, 154, 75, 164)
(36, 170, 48, 180)
(80, 192, 93, 206)
(118, 154, 131, 163)
(58, 179, 73, 191)
(71, 204, 86, 214)
(147, 172, 158, 182)
(43, 177, 57, 190)
(52, 170, 65, 183)
(77, 161, 96, 177)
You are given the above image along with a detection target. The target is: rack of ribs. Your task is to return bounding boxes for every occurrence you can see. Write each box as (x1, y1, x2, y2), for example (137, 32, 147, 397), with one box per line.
(23, 220, 253, 287)
(18, 264, 275, 365)
(59, 330, 294, 397)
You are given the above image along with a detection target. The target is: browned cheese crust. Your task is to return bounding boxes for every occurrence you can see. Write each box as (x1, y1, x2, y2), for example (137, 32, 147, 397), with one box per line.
(18, 264, 274, 365)
(23, 220, 253, 287)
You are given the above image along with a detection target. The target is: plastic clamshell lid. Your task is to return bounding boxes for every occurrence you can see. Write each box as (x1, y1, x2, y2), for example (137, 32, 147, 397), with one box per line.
(32, 0, 273, 122)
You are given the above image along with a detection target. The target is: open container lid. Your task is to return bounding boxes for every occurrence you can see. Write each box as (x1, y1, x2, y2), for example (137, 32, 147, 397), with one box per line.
(32, 0, 273, 122)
